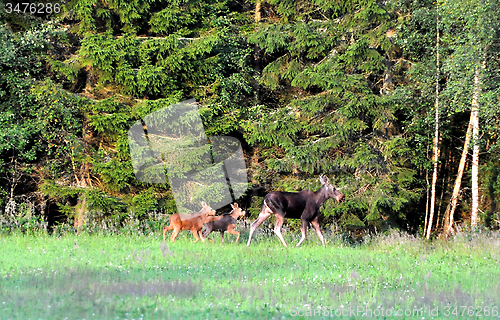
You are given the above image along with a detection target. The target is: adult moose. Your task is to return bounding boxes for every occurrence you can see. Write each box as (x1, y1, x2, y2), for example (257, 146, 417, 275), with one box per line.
(246, 176, 344, 247)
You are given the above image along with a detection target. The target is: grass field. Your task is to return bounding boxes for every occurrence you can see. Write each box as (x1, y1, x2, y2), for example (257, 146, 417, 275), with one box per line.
(1, 229, 499, 319)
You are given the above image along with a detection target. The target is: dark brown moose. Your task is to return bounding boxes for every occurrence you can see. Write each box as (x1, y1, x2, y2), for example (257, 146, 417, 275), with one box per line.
(202, 203, 246, 243)
(246, 176, 344, 247)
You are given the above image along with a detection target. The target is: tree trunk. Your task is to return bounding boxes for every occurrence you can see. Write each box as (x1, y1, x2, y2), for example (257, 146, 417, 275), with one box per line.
(443, 114, 473, 237)
(470, 66, 481, 226)
(73, 122, 94, 230)
(255, 0, 261, 23)
(74, 194, 87, 229)
(427, 129, 440, 239)
(253, 0, 262, 104)
(436, 144, 449, 230)
(424, 158, 430, 234)
(426, 8, 440, 239)
(74, 163, 90, 230)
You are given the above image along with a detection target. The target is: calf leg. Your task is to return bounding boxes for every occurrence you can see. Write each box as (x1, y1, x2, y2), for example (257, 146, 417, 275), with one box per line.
(198, 229, 206, 243)
(247, 202, 273, 246)
(220, 231, 225, 243)
(202, 224, 213, 241)
(296, 219, 309, 247)
(163, 225, 173, 242)
(170, 226, 181, 242)
(191, 229, 200, 242)
(227, 224, 240, 243)
(311, 218, 326, 246)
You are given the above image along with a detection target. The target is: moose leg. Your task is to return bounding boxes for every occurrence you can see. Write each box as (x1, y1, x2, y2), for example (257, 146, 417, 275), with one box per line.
(296, 219, 309, 247)
(220, 231, 225, 243)
(247, 203, 272, 246)
(273, 214, 288, 247)
(170, 227, 181, 242)
(191, 229, 200, 242)
(227, 224, 240, 243)
(311, 218, 326, 247)
(202, 227, 209, 238)
(202, 225, 212, 241)
(198, 230, 207, 243)
(163, 225, 173, 242)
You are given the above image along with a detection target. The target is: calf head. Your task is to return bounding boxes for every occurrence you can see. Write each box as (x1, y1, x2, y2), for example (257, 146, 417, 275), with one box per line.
(319, 175, 345, 203)
(200, 201, 216, 217)
(230, 203, 246, 219)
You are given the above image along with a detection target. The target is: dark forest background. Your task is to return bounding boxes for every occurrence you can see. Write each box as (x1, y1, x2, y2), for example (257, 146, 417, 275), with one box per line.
(1, 0, 499, 237)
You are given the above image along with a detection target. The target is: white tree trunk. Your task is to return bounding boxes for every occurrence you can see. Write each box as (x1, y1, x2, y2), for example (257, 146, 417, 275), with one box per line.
(424, 161, 430, 234)
(443, 114, 473, 237)
(470, 66, 481, 226)
(427, 127, 440, 239)
(426, 9, 440, 239)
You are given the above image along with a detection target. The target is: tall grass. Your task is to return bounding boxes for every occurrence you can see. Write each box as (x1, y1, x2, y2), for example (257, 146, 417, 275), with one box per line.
(1, 229, 499, 319)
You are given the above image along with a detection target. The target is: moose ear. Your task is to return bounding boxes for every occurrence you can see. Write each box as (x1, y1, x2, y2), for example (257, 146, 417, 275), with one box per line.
(319, 175, 329, 185)
(319, 175, 325, 184)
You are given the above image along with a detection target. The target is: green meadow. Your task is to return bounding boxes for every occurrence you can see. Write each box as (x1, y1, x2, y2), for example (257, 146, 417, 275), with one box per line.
(1, 230, 499, 319)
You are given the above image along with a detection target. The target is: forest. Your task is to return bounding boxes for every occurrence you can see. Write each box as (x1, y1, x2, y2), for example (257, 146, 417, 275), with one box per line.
(1, 0, 500, 239)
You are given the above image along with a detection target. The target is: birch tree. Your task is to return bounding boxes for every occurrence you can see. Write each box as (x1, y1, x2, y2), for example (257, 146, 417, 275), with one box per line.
(426, 1, 440, 239)
(443, 115, 472, 236)
(439, 0, 500, 231)
(470, 65, 481, 226)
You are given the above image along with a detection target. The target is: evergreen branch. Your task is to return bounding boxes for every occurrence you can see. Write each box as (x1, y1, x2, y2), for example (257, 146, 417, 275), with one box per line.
(295, 135, 332, 147)
(332, 8, 362, 25)
(115, 36, 200, 41)
(355, 184, 371, 194)
(311, 136, 330, 144)
(313, 50, 336, 68)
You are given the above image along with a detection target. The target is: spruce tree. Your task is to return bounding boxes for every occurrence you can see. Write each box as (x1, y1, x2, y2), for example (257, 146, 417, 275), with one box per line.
(244, 0, 420, 229)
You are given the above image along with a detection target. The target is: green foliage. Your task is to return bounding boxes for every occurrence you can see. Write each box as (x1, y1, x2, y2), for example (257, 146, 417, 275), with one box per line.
(40, 180, 81, 200)
(0, 24, 87, 226)
(47, 56, 81, 84)
(92, 153, 135, 193)
(67, 0, 154, 33)
(243, 0, 419, 228)
(394, 0, 500, 232)
(3, 0, 500, 235)
(88, 98, 132, 137)
(86, 189, 126, 214)
(128, 188, 158, 215)
(0, 202, 48, 235)
(149, 0, 229, 35)
(78, 19, 252, 102)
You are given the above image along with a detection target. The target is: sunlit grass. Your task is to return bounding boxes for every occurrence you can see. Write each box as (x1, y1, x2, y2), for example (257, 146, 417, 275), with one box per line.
(1, 229, 499, 319)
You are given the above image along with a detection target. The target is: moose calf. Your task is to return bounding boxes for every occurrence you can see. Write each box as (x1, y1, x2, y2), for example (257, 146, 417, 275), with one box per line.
(202, 203, 246, 243)
(163, 201, 216, 242)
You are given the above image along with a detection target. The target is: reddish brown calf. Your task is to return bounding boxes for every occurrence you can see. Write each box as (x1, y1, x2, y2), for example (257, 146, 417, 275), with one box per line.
(162, 202, 216, 242)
